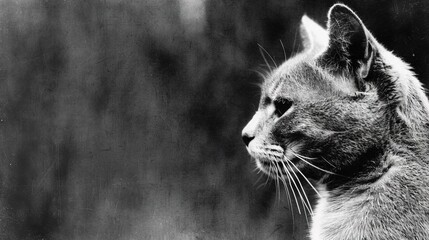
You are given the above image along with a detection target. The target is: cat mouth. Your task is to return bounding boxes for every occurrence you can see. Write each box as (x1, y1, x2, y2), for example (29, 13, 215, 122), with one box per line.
(247, 142, 303, 177)
(247, 142, 300, 178)
(256, 158, 297, 177)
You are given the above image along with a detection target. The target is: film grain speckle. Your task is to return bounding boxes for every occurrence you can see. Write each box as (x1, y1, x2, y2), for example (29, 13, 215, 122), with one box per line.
(0, 1, 428, 239)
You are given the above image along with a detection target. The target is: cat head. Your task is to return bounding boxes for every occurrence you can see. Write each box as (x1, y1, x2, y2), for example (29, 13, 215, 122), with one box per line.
(242, 4, 429, 182)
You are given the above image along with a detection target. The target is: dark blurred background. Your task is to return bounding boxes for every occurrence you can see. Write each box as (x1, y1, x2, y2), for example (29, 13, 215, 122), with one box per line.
(0, 0, 428, 239)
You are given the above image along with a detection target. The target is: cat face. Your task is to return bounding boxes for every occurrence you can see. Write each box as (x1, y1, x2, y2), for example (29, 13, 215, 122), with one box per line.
(243, 57, 388, 180)
(242, 5, 410, 181)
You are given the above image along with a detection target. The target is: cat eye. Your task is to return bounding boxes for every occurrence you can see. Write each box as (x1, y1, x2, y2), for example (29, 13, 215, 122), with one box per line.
(274, 98, 293, 117)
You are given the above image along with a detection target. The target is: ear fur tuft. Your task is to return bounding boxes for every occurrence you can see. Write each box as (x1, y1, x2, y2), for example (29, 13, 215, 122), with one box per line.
(323, 4, 375, 87)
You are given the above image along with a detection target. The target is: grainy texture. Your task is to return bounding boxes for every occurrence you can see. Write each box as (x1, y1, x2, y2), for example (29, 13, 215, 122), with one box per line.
(0, 0, 428, 239)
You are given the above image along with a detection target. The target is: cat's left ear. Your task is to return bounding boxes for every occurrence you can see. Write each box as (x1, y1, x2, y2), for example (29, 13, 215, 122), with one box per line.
(300, 15, 329, 56)
(322, 4, 376, 83)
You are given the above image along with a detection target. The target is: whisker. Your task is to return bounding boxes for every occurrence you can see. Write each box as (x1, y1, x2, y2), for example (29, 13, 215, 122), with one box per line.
(284, 186, 295, 231)
(278, 169, 293, 210)
(321, 156, 336, 168)
(279, 161, 312, 215)
(292, 153, 316, 160)
(266, 145, 284, 153)
(257, 166, 272, 189)
(287, 159, 322, 198)
(284, 162, 311, 226)
(274, 164, 281, 203)
(253, 170, 264, 187)
(250, 68, 270, 81)
(256, 174, 271, 190)
(275, 167, 296, 225)
(276, 165, 284, 203)
(284, 159, 313, 215)
(258, 43, 277, 68)
(291, 152, 342, 176)
(279, 39, 287, 62)
(253, 166, 262, 173)
(279, 162, 302, 214)
(258, 45, 273, 72)
(291, 27, 299, 56)
(280, 161, 308, 215)
(302, 201, 310, 228)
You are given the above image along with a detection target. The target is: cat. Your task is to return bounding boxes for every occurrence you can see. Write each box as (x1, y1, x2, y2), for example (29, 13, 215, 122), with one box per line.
(242, 4, 429, 240)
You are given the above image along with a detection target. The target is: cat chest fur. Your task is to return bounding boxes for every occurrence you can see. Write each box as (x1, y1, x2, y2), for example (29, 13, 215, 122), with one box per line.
(310, 184, 373, 240)
(310, 165, 429, 240)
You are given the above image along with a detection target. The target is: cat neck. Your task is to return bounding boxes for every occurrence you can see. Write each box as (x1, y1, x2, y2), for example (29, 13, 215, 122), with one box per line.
(310, 153, 428, 240)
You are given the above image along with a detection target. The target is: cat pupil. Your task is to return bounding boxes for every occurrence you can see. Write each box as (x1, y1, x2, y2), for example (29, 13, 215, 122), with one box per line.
(274, 98, 293, 117)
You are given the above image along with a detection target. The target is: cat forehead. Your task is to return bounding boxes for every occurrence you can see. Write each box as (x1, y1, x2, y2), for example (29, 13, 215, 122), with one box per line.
(262, 57, 358, 99)
(263, 60, 328, 98)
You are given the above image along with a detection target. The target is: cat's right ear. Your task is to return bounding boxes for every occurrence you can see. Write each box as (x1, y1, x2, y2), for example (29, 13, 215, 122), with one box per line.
(321, 4, 376, 86)
(300, 15, 328, 56)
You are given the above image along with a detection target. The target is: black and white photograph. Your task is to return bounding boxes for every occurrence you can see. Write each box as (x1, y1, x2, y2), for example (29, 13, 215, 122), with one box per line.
(1, 0, 429, 239)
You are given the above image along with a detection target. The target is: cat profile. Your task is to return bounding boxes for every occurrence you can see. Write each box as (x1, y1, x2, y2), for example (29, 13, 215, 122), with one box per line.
(242, 4, 429, 239)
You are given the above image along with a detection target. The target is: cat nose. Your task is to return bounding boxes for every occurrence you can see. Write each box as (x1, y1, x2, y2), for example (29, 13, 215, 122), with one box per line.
(242, 133, 255, 146)
(242, 111, 260, 147)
